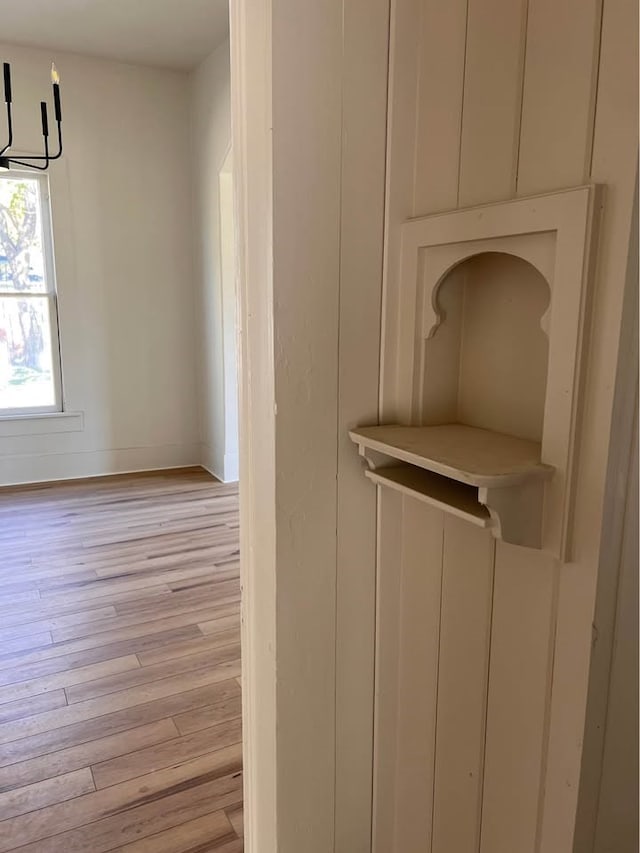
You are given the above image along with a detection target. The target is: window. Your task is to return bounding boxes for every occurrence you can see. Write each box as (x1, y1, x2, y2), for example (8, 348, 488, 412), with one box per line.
(0, 171, 62, 415)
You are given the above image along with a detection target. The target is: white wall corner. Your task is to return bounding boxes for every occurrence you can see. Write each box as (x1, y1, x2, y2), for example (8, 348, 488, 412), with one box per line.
(199, 441, 225, 483)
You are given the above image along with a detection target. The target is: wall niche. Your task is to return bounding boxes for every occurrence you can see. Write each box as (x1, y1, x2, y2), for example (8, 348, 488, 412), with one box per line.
(351, 187, 602, 560)
(421, 252, 550, 443)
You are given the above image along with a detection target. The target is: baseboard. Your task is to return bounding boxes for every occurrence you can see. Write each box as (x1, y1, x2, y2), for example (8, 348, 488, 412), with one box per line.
(0, 443, 201, 487)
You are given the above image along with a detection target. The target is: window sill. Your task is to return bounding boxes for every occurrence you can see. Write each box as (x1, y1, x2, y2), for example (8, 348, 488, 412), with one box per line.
(0, 411, 84, 437)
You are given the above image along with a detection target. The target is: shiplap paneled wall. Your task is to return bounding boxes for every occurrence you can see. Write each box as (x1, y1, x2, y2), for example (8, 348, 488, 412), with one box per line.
(374, 3, 637, 853)
(575, 180, 638, 853)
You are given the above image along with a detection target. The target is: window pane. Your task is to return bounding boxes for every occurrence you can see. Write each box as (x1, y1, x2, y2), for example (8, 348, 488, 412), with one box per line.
(0, 177, 48, 294)
(0, 296, 57, 411)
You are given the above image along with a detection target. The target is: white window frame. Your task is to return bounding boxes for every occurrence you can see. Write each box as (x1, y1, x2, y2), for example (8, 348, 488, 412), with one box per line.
(0, 169, 63, 417)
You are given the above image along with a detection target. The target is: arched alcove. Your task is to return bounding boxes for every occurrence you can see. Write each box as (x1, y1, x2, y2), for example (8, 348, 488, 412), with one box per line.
(421, 252, 551, 442)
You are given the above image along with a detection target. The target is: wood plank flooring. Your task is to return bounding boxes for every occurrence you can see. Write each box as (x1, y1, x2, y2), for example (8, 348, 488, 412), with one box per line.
(0, 468, 243, 852)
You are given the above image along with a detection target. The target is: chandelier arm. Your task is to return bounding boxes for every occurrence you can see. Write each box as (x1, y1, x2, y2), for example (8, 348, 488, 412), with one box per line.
(9, 160, 50, 171)
(48, 122, 63, 160)
(10, 134, 50, 172)
(0, 102, 13, 157)
(8, 123, 62, 162)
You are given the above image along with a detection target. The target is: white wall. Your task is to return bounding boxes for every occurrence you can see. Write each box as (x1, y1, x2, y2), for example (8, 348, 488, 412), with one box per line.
(0, 43, 199, 484)
(190, 40, 237, 482)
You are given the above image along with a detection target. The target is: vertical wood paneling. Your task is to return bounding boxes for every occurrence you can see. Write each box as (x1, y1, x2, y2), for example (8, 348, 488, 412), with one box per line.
(374, 492, 445, 852)
(479, 545, 558, 853)
(453, 5, 536, 851)
(431, 517, 495, 853)
(412, 0, 468, 215)
(375, 0, 637, 850)
(380, 0, 423, 418)
(541, 0, 638, 845)
(474, 1, 619, 851)
(392, 499, 444, 852)
(458, 0, 528, 206)
(377, 7, 449, 853)
(334, 2, 390, 849)
(372, 487, 405, 853)
(516, 0, 603, 195)
(516, 0, 638, 849)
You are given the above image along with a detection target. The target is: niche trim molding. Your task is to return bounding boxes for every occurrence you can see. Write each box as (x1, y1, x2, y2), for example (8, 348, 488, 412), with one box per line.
(356, 185, 602, 560)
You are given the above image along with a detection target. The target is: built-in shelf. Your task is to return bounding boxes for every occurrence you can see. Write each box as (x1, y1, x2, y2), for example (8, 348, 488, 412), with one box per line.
(349, 424, 554, 487)
(364, 464, 491, 528)
(379, 185, 601, 560)
(350, 423, 556, 550)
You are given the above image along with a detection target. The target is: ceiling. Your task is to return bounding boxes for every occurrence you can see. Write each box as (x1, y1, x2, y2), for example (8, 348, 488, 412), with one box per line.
(0, 0, 229, 71)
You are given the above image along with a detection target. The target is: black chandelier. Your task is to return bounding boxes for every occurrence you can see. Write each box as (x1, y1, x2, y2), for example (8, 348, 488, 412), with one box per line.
(0, 62, 63, 172)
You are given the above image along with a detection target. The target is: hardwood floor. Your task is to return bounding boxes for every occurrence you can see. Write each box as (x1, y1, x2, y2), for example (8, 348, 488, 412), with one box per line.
(0, 468, 243, 852)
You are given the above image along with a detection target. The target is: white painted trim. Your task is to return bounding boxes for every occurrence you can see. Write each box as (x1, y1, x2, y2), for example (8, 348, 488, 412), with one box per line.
(218, 157, 240, 485)
(0, 410, 83, 437)
(230, 0, 277, 849)
(223, 450, 239, 483)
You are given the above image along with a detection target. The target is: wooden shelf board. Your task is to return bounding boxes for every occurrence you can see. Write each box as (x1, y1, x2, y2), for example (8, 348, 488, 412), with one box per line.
(365, 465, 491, 527)
(350, 423, 554, 488)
